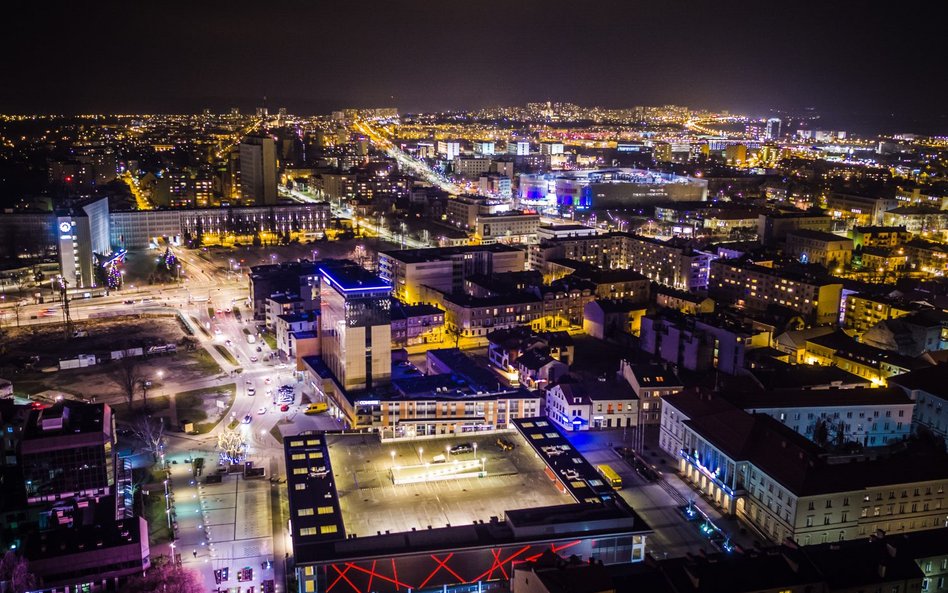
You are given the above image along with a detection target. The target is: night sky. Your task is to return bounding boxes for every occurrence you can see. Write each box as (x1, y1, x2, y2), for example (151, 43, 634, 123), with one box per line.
(2, 1, 945, 132)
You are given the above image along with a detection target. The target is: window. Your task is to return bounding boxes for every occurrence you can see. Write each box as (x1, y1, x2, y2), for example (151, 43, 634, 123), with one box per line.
(320, 524, 338, 534)
(318, 506, 334, 515)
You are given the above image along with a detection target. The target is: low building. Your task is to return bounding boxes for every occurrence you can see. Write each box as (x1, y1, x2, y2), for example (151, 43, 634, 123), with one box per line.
(487, 326, 574, 373)
(275, 311, 319, 358)
(850, 225, 912, 249)
(654, 286, 715, 315)
(842, 293, 918, 335)
(545, 374, 639, 431)
(785, 230, 853, 268)
(390, 301, 445, 348)
(804, 330, 931, 386)
(861, 309, 948, 357)
(619, 362, 683, 425)
(441, 292, 542, 341)
(583, 300, 647, 339)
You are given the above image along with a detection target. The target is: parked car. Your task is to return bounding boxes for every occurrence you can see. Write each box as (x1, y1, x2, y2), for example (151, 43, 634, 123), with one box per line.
(242, 414, 252, 424)
(450, 443, 474, 455)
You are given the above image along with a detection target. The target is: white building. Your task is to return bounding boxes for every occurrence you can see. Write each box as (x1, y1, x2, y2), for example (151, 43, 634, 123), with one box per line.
(545, 376, 638, 431)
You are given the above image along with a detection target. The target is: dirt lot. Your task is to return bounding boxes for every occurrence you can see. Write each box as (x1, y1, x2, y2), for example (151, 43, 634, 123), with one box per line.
(0, 314, 221, 402)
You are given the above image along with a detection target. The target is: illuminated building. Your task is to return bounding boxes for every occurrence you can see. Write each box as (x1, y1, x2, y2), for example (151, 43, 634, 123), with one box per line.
(239, 135, 278, 205)
(850, 225, 912, 249)
(436, 140, 461, 160)
(583, 300, 647, 339)
(446, 194, 511, 229)
(708, 259, 843, 325)
(285, 420, 650, 593)
(519, 169, 707, 210)
(620, 362, 683, 425)
(661, 391, 948, 545)
(724, 144, 747, 166)
(882, 206, 948, 235)
(545, 375, 638, 431)
(378, 245, 526, 304)
(473, 140, 495, 155)
(478, 173, 512, 198)
(440, 292, 542, 339)
(110, 202, 330, 249)
(540, 142, 564, 155)
(825, 193, 899, 226)
(318, 262, 392, 393)
(531, 233, 711, 290)
(248, 260, 321, 319)
(390, 301, 444, 348)
(803, 330, 931, 386)
(453, 156, 492, 178)
(843, 293, 917, 334)
(765, 117, 782, 140)
(56, 197, 111, 289)
(784, 230, 854, 267)
(475, 211, 541, 245)
(508, 140, 531, 155)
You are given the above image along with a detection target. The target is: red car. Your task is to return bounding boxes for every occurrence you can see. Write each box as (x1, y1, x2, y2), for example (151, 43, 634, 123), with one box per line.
(280, 404, 290, 412)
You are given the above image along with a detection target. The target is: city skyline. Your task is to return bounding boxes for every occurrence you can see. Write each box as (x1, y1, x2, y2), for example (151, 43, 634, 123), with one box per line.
(1, 1, 946, 134)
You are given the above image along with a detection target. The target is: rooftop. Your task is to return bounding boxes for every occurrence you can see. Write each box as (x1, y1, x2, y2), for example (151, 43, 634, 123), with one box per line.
(379, 244, 524, 264)
(318, 262, 390, 293)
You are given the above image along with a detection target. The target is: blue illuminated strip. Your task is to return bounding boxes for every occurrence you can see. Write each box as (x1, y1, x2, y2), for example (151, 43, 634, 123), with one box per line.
(319, 268, 390, 293)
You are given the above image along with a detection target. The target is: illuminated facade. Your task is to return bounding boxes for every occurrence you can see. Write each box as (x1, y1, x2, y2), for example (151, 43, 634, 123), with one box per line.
(319, 263, 392, 392)
(286, 420, 651, 593)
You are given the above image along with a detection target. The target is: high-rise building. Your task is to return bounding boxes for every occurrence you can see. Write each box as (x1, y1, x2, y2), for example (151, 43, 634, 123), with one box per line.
(56, 197, 111, 288)
(239, 136, 278, 205)
(765, 117, 782, 140)
(319, 262, 392, 392)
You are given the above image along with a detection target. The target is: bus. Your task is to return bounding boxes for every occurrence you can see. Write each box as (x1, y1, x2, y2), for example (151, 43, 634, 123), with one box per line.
(597, 464, 623, 489)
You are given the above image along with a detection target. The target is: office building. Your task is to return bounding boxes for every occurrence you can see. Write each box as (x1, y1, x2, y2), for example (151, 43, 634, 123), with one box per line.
(378, 245, 526, 303)
(318, 262, 392, 392)
(239, 135, 278, 205)
(56, 197, 111, 289)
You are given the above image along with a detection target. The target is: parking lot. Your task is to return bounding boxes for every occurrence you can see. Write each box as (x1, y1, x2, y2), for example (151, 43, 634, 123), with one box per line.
(325, 431, 574, 538)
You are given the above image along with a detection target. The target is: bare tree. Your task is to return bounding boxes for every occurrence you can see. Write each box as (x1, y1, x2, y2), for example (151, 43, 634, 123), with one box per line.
(12, 300, 24, 328)
(0, 551, 37, 593)
(110, 357, 141, 407)
(446, 324, 463, 348)
(121, 561, 203, 593)
(218, 428, 246, 463)
(130, 415, 165, 462)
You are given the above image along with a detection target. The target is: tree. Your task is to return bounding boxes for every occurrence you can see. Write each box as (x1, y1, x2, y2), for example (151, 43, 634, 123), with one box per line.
(0, 551, 37, 593)
(446, 324, 463, 348)
(111, 357, 141, 407)
(120, 561, 203, 593)
(130, 415, 165, 462)
(812, 418, 829, 448)
(218, 428, 246, 464)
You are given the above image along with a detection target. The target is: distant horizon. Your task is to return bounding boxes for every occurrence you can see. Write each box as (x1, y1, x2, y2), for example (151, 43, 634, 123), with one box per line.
(2, 104, 947, 137)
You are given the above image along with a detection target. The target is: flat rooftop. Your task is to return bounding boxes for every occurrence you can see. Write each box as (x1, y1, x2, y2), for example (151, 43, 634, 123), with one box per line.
(327, 430, 574, 539)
